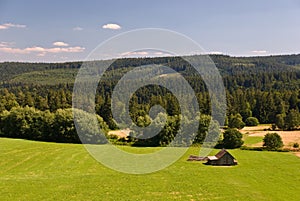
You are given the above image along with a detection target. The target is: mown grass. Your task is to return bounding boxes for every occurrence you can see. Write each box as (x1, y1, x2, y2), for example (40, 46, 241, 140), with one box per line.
(0, 137, 300, 201)
(243, 135, 263, 146)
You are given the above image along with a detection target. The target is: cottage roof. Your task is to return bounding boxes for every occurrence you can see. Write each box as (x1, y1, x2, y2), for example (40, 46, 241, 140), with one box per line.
(207, 156, 218, 160)
(214, 149, 235, 159)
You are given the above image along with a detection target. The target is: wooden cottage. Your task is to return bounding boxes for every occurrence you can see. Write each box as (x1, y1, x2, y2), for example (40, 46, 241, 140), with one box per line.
(205, 149, 237, 166)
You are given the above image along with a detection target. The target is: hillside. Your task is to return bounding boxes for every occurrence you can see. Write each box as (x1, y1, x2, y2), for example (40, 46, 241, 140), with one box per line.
(0, 54, 300, 145)
(9, 68, 78, 85)
(0, 137, 300, 201)
(1, 54, 300, 86)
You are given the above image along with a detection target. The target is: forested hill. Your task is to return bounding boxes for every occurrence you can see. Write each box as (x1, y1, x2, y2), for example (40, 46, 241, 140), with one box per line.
(0, 61, 82, 82)
(0, 54, 300, 145)
(1, 54, 300, 83)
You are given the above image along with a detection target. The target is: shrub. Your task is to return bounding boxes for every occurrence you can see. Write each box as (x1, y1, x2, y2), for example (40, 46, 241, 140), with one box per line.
(221, 128, 244, 149)
(263, 133, 283, 150)
(293, 142, 299, 148)
(271, 124, 276, 131)
(245, 117, 259, 126)
(0, 106, 52, 140)
(228, 113, 245, 129)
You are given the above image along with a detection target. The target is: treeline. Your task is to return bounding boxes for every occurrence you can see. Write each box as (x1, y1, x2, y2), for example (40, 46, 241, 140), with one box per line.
(1, 83, 299, 131)
(0, 106, 109, 143)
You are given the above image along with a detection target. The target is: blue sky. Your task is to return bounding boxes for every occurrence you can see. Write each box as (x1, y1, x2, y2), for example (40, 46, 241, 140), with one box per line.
(0, 0, 300, 62)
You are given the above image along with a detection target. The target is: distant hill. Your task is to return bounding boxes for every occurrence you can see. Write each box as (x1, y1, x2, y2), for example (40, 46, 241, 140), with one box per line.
(1, 54, 300, 85)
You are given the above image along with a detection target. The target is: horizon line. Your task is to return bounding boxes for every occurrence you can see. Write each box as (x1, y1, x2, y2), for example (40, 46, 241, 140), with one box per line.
(0, 52, 300, 64)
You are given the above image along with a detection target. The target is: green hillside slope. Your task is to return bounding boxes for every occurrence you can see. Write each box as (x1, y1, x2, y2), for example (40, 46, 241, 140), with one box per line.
(1, 137, 300, 201)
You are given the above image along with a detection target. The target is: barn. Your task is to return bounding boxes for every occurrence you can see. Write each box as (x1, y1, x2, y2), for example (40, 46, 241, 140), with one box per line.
(205, 149, 238, 166)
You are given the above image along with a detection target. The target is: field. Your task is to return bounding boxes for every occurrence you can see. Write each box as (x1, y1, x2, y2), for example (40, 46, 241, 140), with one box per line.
(1, 138, 300, 201)
(242, 125, 300, 150)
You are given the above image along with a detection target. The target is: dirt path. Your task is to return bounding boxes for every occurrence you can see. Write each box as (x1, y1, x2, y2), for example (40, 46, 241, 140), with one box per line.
(108, 129, 131, 138)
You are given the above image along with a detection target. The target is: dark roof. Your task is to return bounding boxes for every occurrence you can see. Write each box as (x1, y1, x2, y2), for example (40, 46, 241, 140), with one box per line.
(215, 149, 235, 159)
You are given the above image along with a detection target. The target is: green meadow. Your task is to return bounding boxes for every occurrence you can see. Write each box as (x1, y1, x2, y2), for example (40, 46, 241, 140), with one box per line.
(0, 137, 300, 201)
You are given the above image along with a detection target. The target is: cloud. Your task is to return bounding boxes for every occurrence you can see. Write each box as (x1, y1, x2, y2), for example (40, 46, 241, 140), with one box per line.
(0, 42, 15, 47)
(120, 50, 173, 58)
(0, 23, 26, 30)
(121, 51, 149, 57)
(251, 50, 267, 54)
(73, 26, 83, 31)
(0, 45, 85, 56)
(53, 41, 69, 47)
(206, 51, 223, 55)
(102, 23, 121, 30)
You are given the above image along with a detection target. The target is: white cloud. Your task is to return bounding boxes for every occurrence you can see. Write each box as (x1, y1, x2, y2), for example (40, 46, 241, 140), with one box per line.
(73, 26, 83, 31)
(0, 42, 15, 47)
(120, 50, 173, 58)
(102, 23, 121, 30)
(0, 45, 85, 56)
(121, 51, 148, 56)
(206, 51, 223, 55)
(0, 23, 26, 30)
(251, 50, 267, 54)
(53, 41, 69, 47)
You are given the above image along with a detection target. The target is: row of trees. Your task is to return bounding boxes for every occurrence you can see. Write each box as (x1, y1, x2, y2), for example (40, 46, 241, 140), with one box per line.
(0, 106, 109, 143)
(1, 86, 299, 130)
(0, 105, 222, 146)
(0, 106, 288, 150)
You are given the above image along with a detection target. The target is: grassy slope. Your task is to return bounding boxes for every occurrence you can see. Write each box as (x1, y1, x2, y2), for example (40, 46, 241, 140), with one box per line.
(0, 138, 300, 201)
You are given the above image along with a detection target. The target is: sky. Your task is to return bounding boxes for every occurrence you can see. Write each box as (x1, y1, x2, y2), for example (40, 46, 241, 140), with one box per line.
(0, 0, 300, 62)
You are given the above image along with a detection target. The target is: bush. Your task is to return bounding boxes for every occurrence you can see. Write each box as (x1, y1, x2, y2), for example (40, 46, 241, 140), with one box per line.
(263, 133, 283, 150)
(221, 128, 244, 149)
(271, 124, 276, 131)
(245, 117, 259, 126)
(228, 113, 245, 129)
(293, 142, 299, 148)
(0, 106, 53, 140)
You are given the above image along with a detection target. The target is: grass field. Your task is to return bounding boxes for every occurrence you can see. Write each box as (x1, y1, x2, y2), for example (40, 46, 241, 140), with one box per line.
(1, 137, 300, 201)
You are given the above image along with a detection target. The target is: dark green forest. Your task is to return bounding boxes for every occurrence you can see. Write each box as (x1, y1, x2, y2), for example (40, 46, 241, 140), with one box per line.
(0, 54, 300, 145)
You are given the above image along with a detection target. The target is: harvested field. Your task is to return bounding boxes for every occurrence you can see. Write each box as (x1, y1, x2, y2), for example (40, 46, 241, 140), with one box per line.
(241, 125, 300, 149)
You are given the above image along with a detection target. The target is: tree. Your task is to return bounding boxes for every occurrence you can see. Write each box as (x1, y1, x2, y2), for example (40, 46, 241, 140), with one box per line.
(0, 89, 19, 112)
(73, 108, 109, 144)
(194, 114, 211, 143)
(275, 114, 285, 130)
(228, 113, 245, 129)
(221, 128, 244, 149)
(263, 133, 283, 150)
(245, 117, 259, 126)
(284, 109, 300, 130)
(0, 106, 51, 140)
(240, 102, 252, 121)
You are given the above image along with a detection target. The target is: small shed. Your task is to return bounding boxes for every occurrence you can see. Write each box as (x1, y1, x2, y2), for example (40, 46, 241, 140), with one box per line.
(205, 149, 237, 166)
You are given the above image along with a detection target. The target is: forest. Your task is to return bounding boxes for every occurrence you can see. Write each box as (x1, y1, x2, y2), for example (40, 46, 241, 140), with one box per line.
(0, 54, 300, 146)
